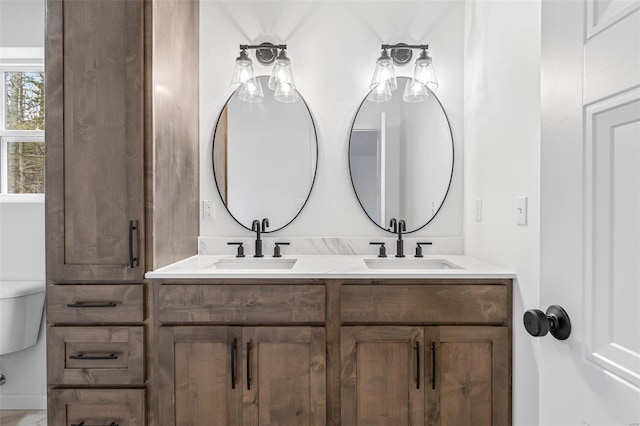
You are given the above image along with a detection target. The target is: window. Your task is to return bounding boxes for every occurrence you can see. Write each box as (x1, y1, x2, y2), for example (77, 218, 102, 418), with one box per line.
(0, 64, 45, 195)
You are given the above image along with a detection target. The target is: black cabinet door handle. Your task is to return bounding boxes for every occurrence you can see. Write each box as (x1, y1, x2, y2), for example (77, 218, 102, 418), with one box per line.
(67, 302, 117, 308)
(246, 340, 252, 390)
(415, 341, 420, 389)
(71, 422, 119, 426)
(128, 220, 139, 268)
(231, 338, 237, 389)
(431, 341, 437, 390)
(68, 354, 118, 360)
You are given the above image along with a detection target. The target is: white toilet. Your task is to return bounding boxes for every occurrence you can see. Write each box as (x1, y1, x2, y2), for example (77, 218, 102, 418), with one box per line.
(0, 281, 45, 355)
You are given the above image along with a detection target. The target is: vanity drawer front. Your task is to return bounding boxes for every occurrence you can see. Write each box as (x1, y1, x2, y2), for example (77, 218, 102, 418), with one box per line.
(341, 284, 509, 324)
(158, 284, 326, 323)
(48, 284, 144, 324)
(48, 326, 144, 385)
(49, 389, 145, 426)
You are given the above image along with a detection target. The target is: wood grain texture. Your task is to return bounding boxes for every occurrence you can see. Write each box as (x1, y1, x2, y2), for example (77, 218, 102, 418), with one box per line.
(341, 326, 425, 425)
(157, 326, 242, 426)
(158, 284, 326, 324)
(341, 284, 509, 324)
(147, 0, 199, 270)
(213, 107, 228, 203)
(243, 327, 326, 426)
(46, 0, 145, 281)
(47, 284, 144, 324)
(48, 326, 144, 385)
(49, 388, 145, 426)
(427, 327, 510, 426)
(325, 280, 341, 425)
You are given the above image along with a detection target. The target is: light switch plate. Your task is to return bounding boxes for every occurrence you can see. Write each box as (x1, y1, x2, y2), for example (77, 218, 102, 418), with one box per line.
(517, 196, 528, 225)
(475, 199, 482, 222)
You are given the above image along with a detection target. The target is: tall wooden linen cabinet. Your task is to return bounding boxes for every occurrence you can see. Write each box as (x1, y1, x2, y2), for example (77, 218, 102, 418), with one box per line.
(44, 0, 200, 424)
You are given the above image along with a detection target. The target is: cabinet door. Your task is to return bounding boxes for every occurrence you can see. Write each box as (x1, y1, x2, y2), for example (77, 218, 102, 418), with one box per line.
(341, 326, 425, 425)
(46, 0, 144, 281)
(426, 327, 510, 426)
(157, 327, 243, 426)
(244, 327, 326, 426)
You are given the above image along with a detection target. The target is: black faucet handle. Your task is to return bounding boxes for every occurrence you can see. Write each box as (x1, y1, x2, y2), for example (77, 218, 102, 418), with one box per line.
(261, 218, 270, 232)
(415, 242, 433, 258)
(370, 242, 387, 258)
(227, 242, 245, 258)
(273, 242, 290, 258)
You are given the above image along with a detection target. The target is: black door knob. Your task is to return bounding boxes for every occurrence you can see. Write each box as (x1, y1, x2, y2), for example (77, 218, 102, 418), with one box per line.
(523, 305, 571, 340)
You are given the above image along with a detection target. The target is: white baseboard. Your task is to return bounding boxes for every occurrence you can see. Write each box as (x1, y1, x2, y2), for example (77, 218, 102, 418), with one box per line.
(0, 394, 46, 410)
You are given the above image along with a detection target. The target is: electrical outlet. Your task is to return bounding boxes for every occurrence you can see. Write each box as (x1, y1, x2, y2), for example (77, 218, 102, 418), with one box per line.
(203, 200, 215, 220)
(517, 196, 528, 225)
(475, 199, 482, 222)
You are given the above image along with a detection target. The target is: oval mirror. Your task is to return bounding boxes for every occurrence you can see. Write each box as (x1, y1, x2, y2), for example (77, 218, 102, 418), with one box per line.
(349, 77, 453, 233)
(213, 75, 318, 231)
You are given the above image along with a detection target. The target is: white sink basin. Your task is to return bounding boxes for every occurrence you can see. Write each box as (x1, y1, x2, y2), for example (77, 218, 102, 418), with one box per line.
(364, 258, 461, 270)
(214, 258, 297, 270)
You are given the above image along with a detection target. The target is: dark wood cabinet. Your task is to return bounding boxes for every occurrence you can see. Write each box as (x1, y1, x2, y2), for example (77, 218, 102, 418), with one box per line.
(341, 325, 510, 426)
(157, 326, 326, 426)
(46, 0, 145, 281)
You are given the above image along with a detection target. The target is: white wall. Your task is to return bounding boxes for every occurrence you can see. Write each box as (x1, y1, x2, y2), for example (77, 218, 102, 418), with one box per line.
(200, 0, 465, 238)
(0, 200, 47, 410)
(463, 1, 541, 425)
(0, 0, 44, 48)
(0, 0, 46, 410)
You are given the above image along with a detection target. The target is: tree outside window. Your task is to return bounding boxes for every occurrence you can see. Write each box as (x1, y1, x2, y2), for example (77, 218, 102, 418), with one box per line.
(1, 69, 45, 194)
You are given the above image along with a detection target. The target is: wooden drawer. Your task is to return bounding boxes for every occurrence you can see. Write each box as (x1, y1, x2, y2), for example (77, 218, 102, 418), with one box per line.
(158, 284, 326, 323)
(49, 389, 145, 426)
(48, 284, 144, 324)
(341, 284, 509, 324)
(48, 326, 143, 385)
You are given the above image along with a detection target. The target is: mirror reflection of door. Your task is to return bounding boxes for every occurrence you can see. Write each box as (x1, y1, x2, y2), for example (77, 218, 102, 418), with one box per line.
(350, 77, 454, 232)
(212, 76, 318, 231)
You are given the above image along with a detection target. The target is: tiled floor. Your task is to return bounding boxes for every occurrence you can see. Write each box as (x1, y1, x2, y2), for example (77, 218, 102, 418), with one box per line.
(0, 410, 46, 426)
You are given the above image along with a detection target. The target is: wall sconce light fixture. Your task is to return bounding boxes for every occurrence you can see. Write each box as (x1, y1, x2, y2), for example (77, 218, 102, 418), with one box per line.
(369, 43, 438, 103)
(231, 43, 298, 103)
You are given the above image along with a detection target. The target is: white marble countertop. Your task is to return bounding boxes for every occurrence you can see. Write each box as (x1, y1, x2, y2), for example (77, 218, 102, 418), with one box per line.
(146, 254, 515, 280)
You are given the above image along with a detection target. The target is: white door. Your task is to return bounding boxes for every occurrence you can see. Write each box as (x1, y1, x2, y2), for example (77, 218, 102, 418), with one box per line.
(540, 0, 640, 424)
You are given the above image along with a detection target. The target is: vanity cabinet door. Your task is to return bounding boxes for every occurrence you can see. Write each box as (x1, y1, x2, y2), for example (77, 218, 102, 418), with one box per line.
(426, 327, 510, 426)
(341, 326, 425, 425)
(243, 327, 326, 426)
(157, 327, 243, 426)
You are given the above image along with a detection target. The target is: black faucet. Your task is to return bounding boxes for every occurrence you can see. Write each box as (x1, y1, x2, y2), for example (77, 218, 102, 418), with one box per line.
(389, 218, 407, 258)
(251, 218, 269, 257)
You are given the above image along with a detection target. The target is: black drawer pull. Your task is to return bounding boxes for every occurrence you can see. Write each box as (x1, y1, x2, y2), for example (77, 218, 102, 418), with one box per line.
(67, 302, 117, 308)
(71, 422, 119, 426)
(69, 354, 118, 360)
(415, 341, 420, 389)
(431, 341, 437, 389)
(247, 340, 252, 390)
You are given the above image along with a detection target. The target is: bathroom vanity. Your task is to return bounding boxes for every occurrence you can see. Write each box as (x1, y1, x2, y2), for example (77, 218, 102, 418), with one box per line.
(143, 256, 513, 426)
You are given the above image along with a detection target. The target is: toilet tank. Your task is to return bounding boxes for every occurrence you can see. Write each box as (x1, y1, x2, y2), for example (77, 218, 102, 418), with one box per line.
(0, 281, 45, 355)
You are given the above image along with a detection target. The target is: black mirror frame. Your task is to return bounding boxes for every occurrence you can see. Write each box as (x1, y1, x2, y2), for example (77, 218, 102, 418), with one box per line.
(348, 77, 455, 234)
(212, 76, 319, 233)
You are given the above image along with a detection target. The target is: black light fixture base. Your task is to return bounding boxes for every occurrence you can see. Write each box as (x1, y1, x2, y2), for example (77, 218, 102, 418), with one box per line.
(390, 43, 413, 66)
(255, 42, 278, 65)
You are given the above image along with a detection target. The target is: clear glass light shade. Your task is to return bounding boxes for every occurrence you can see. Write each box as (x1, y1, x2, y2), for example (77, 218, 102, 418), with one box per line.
(402, 80, 429, 103)
(230, 57, 254, 89)
(367, 82, 392, 103)
(412, 56, 438, 89)
(274, 81, 299, 103)
(269, 57, 295, 90)
(370, 58, 397, 91)
(238, 77, 264, 103)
